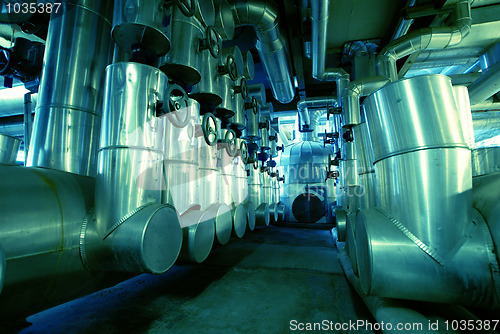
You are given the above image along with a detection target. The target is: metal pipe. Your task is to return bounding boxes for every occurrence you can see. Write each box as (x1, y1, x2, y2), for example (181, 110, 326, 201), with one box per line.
(468, 60, 500, 104)
(23, 93, 32, 165)
(339, 249, 452, 334)
(471, 98, 500, 111)
(0, 133, 20, 165)
(342, 76, 389, 127)
(391, 0, 417, 41)
(0, 165, 94, 317)
(310, 0, 350, 82)
(0, 86, 37, 118)
(95, 62, 166, 238)
(178, 210, 215, 263)
(297, 97, 337, 141)
(379, 0, 472, 81)
(356, 208, 499, 307)
(449, 72, 482, 86)
(28, 0, 114, 176)
(230, 0, 295, 103)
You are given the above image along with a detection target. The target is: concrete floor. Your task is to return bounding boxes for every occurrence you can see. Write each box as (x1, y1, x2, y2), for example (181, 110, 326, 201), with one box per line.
(18, 226, 376, 334)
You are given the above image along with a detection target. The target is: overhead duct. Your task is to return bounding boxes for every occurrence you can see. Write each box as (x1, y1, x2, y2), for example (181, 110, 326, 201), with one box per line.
(27, 0, 114, 177)
(0, 87, 37, 118)
(310, 0, 350, 85)
(468, 43, 500, 104)
(230, 0, 295, 103)
(378, 0, 472, 81)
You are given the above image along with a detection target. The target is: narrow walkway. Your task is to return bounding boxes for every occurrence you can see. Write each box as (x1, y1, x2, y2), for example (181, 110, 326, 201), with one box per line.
(20, 226, 376, 334)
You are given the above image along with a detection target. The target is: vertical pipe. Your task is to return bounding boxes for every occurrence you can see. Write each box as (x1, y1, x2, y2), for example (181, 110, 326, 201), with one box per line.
(23, 92, 32, 165)
(28, 0, 114, 176)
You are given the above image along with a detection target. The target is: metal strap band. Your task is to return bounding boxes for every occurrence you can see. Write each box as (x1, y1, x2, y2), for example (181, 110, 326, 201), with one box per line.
(102, 203, 155, 240)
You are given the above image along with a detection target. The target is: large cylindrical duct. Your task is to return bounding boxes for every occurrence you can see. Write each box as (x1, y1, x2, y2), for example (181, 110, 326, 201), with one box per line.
(352, 122, 377, 209)
(355, 208, 499, 307)
(163, 99, 201, 215)
(453, 85, 475, 149)
(0, 165, 94, 319)
(178, 209, 215, 263)
(91, 62, 183, 273)
(364, 74, 471, 262)
(0, 134, 20, 165)
(28, 0, 113, 176)
(161, 4, 217, 85)
(472, 147, 500, 177)
(96, 63, 165, 235)
(230, 1, 295, 103)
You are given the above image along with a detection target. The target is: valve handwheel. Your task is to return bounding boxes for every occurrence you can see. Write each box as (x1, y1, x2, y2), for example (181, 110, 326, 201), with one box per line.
(239, 141, 249, 164)
(202, 112, 218, 146)
(165, 84, 190, 128)
(204, 26, 220, 58)
(175, 0, 195, 17)
(225, 129, 238, 157)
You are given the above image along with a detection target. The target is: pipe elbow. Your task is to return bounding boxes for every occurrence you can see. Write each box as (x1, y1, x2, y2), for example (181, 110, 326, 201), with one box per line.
(230, 0, 279, 40)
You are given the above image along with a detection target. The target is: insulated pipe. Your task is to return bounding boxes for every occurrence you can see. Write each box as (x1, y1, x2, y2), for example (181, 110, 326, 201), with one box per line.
(28, 0, 113, 176)
(0, 86, 37, 118)
(378, 0, 472, 81)
(468, 60, 500, 104)
(390, 0, 417, 41)
(0, 134, 20, 165)
(0, 244, 4, 295)
(296, 96, 337, 129)
(342, 76, 390, 127)
(0, 165, 94, 317)
(310, 0, 350, 83)
(356, 208, 500, 307)
(230, 1, 295, 103)
(339, 249, 448, 334)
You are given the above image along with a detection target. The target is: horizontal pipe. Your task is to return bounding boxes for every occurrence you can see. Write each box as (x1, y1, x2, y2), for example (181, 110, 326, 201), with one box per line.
(296, 97, 337, 132)
(0, 87, 37, 118)
(231, 1, 295, 103)
(450, 72, 482, 86)
(379, 0, 472, 81)
(468, 60, 500, 104)
(339, 250, 436, 334)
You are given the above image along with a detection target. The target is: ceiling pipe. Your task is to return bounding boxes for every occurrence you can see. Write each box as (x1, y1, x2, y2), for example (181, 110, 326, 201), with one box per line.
(230, 1, 295, 103)
(468, 60, 500, 104)
(379, 0, 472, 81)
(297, 96, 337, 127)
(391, 0, 417, 41)
(310, 0, 350, 84)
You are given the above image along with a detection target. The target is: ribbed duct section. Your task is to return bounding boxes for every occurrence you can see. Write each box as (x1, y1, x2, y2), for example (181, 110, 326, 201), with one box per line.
(230, 1, 295, 103)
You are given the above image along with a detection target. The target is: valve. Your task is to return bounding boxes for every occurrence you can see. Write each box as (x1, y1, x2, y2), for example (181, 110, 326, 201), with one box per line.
(277, 144, 284, 152)
(259, 118, 270, 131)
(342, 129, 354, 142)
(245, 96, 258, 114)
(277, 174, 285, 183)
(199, 26, 220, 58)
(323, 129, 339, 147)
(218, 129, 238, 157)
(234, 78, 248, 100)
(218, 55, 238, 81)
(239, 140, 249, 164)
(201, 112, 218, 146)
(326, 106, 342, 120)
(267, 159, 277, 168)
